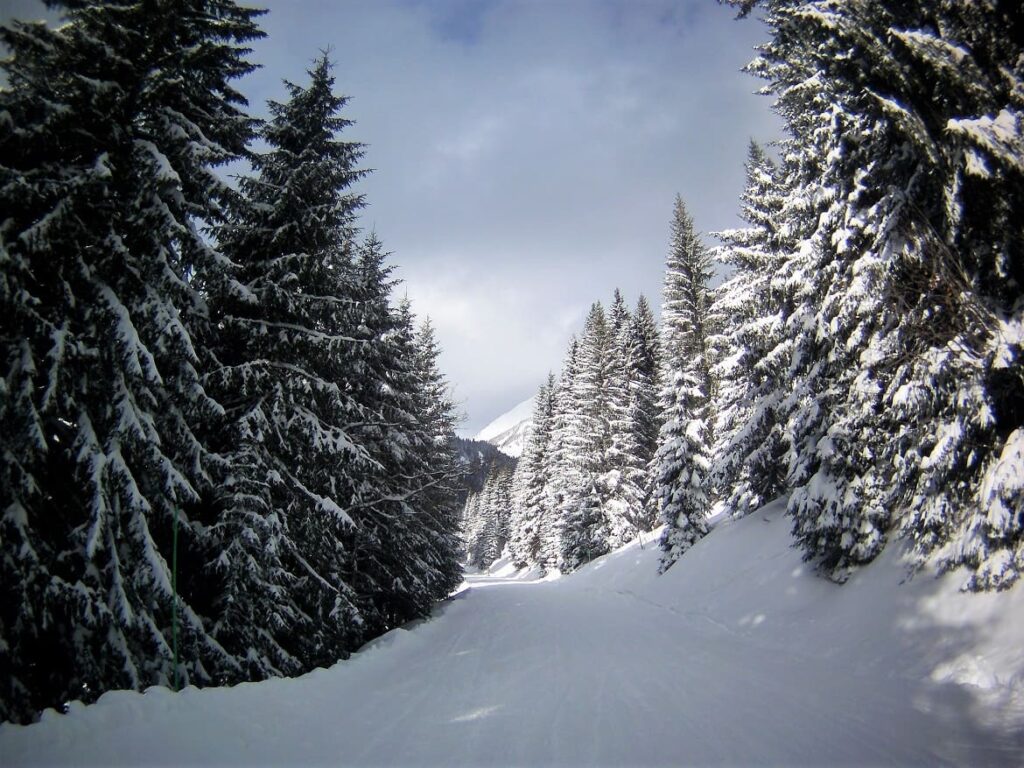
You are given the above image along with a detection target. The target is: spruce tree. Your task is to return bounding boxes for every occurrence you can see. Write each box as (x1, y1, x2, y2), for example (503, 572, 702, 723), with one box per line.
(619, 295, 662, 539)
(464, 463, 514, 570)
(653, 197, 716, 570)
(0, 0, 263, 722)
(602, 293, 658, 548)
(654, 371, 711, 572)
(461, 491, 483, 565)
(509, 377, 556, 569)
(560, 303, 614, 570)
(207, 54, 367, 675)
(730, 0, 1024, 586)
(547, 337, 584, 571)
(535, 379, 566, 571)
(338, 269, 461, 631)
(410, 318, 464, 600)
(609, 288, 631, 337)
(710, 141, 790, 519)
(661, 195, 715, 395)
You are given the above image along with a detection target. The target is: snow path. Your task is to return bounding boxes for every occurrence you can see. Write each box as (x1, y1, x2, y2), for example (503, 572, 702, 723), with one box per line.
(3, 502, 1022, 766)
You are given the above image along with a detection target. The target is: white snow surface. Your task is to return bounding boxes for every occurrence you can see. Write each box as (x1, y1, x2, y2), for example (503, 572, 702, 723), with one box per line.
(476, 395, 534, 457)
(3, 498, 1023, 766)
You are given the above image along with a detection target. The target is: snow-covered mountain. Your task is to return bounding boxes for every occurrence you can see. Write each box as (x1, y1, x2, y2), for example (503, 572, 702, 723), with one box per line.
(475, 396, 534, 458)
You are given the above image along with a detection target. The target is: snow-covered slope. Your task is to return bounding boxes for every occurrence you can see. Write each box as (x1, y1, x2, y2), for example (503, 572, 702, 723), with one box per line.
(2, 499, 1022, 766)
(475, 395, 534, 457)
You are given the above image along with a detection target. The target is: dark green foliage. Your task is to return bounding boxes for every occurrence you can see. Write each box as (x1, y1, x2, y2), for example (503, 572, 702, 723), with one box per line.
(0, 5, 463, 723)
(0, 0, 264, 723)
(207, 53, 367, 678)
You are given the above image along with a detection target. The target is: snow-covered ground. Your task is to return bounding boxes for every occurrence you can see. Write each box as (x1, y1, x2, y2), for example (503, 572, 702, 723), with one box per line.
(3, 499, 1022, 766)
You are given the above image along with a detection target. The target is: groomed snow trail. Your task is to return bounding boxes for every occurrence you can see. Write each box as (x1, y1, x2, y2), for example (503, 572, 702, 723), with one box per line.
(2, 502, 1022, 766)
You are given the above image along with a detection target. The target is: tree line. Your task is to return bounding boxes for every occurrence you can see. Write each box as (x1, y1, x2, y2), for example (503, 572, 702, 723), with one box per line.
(0, 2, 461, 723)
(465, 0, 1023, 591)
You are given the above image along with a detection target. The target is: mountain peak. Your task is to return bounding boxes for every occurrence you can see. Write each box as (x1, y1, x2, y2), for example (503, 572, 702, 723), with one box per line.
(475, 396, 535, 457)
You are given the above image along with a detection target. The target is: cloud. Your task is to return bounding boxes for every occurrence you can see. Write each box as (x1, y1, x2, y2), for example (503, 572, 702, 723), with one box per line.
(1, 0, 784, 435)
(237, 0, 785, 434)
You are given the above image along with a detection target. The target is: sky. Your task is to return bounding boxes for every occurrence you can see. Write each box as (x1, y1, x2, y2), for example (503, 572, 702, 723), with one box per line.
(2, 0, 782, 435)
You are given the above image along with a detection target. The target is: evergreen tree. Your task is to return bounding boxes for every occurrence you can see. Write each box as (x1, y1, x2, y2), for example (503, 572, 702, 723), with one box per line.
(464, 463, 513, 570)
(509, 376, 556, 569)
(344, 289, 461, 631)
(710, 141, 790, 519)
(661, 195, 715, 396)
(609, 288, 631, 337)
(0, 0, 263, 722)
(547, 337, 584, 571)
(410, 318, 464, 601)
(460, 491, 483, 564)
(535, 377, 565, 571)
(603, 292, 657, 548)
(653, 197, 716, 569)
(207, 54, 367, 676)
(729, 0, 1024, 586)
(602, 299, 637, 550)
(560, 304, 614, 570)
(619, 295, 662, 539)
(654, 371, 711, 572)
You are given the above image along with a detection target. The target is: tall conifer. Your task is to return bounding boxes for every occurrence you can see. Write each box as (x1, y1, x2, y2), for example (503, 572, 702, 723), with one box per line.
(208, 54, 367, 674)
(653, 197, 716, 570)
(729, 0, 1024, 586)
(0, 0, 263, 721)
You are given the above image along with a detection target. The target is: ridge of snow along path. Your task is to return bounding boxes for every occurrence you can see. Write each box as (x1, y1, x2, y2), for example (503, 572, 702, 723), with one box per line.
(3, 499, 1023, 767)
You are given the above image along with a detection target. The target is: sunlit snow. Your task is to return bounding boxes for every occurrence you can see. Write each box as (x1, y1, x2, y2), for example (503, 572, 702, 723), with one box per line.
(2, 499, 1021, 767)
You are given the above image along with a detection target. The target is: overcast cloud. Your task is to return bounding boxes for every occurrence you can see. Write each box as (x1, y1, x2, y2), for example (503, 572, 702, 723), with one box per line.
(3, 0, 783, 434)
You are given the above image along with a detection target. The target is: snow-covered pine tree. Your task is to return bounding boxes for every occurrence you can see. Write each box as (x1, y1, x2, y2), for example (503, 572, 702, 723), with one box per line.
(410, 318, 464, 601)
(336, 253, 461, 632)
(599, 292, 653, 548)
(508, 375, 556, 569)
(710, 141, 790, 519)
(654, 196, 715, 570)
(353, 293, 431, 629)
(546, 336, 584, 571)
(0, 0, 263, 722)
(730, 0, 1024, 586)
(207, 54, 367, 676)
(560, 303, 614, 571)
(653, 371, 712, 572)
(661, 196, 715, 395)
(609, 288, 630, 338)
(460, 490, 482, 564)
(618, 295, 662, 539)
(493, 465, 514, 559)
(508, 453, 529, 566)
(475, 479, 501, 568)
(464, 462, 514, 570)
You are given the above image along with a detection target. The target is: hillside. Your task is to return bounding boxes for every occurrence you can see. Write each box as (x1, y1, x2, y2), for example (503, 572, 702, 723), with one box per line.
(3, 498, 1020, 767)
(475, 396, 535, 458)
(453, 436, 517, 503)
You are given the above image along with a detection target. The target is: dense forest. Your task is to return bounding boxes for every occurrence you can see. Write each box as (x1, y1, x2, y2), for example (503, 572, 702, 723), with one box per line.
(2, 0, 1022, 730)
(0, 2, 463, 723)
(465, 0, 1024, 590)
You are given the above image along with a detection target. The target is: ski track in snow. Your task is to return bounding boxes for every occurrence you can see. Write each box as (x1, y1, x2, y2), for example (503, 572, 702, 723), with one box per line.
(2, 501, 1022, 767)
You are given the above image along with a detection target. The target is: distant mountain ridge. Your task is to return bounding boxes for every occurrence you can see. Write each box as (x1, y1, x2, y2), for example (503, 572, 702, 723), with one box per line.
(476, 396, 534, 458)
